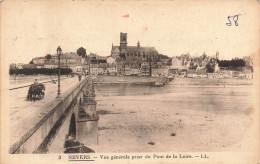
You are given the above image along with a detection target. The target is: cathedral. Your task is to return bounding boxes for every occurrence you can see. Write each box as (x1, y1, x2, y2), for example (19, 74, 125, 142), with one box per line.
(111, 32, 159, 63)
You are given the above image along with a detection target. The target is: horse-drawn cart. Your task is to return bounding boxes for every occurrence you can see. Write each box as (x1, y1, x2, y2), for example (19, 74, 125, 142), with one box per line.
(27, 83, 45, 100)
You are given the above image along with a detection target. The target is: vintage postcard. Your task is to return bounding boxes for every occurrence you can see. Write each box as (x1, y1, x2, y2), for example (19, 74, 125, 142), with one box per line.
(0, 0, 259, 163)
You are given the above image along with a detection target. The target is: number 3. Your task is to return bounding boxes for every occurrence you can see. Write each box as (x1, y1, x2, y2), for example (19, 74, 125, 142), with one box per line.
(58, 155, 61, 160)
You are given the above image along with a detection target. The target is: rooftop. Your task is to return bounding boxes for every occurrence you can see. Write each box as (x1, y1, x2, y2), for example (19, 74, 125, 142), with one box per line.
(112, 45, 158, 54)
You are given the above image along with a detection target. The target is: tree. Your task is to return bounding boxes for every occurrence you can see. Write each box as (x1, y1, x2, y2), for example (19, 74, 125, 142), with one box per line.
(98, 59, 107, 63)
(77, 47, 86, 58)
(45, 54, 52, 60)
(206, 63, 214, 73)
(9, 68, 72, 75)
(218, 59, 245, 68)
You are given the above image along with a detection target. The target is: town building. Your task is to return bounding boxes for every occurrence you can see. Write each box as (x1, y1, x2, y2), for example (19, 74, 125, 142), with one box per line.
(116, 62, 124, 75)
(32, 57, 45, 65)
(36, 64, 44, 69)
(207, 73, 220, 79)
(131, 68, 141, 76)
(141, 61, 150, 76)
(107, 64, 117, 76)
(88, 53, 98, 61)
(43, 60, 59, 69)
(124, 65, 132, 76)
(107, 57, 116, 64)
(186, 68, 207, 78)
(151, 66, 169, 77)
(89, 63, 99, 75)
(98, 63, 107, 75)
(32, 52, 84, 73)
(171, 57, 188, 70)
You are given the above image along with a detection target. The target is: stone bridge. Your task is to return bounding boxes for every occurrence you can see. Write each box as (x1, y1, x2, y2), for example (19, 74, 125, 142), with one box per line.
(9, 76, 99, 154)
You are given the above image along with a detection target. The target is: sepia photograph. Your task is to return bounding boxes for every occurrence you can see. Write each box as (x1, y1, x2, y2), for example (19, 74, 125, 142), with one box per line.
(0, 0, 259, 163)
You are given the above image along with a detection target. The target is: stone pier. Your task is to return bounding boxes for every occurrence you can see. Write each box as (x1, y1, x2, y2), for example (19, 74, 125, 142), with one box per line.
(76, 79, 99, 147)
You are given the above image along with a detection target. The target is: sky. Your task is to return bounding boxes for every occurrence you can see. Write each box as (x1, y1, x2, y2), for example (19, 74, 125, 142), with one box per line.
(1, 0, 259, 64)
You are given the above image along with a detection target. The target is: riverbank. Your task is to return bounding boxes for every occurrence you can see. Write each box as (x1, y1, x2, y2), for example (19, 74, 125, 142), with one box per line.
(93, 75, 168, 85)
(93, 75, 252, 86)
(169, 77, 253, 87)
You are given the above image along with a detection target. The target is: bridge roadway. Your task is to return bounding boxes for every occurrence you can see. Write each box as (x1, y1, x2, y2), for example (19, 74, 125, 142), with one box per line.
(9, 76, 82, 150)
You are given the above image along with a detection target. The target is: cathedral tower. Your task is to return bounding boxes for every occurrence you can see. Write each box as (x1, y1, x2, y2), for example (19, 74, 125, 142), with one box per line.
(120, 32, 127, 52)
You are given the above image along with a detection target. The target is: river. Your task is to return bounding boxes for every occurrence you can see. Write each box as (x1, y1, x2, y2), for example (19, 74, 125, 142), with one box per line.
(92, 78, 255, 152)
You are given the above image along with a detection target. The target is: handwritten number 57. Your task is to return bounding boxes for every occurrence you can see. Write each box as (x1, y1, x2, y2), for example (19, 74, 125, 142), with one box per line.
(226, 14, 241, 26)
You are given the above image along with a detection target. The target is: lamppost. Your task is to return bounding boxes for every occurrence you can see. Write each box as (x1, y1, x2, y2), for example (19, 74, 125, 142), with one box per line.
(14, 64, 17, 80)
(57, 46, 62, 97)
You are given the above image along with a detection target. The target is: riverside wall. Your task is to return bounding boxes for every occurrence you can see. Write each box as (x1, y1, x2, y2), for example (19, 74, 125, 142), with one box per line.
(94, 75, 168, 85)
